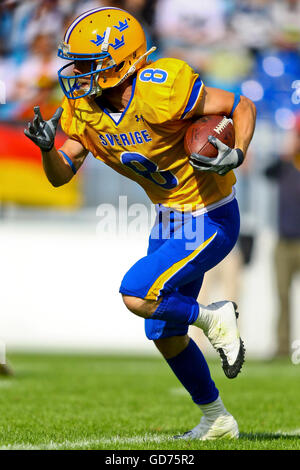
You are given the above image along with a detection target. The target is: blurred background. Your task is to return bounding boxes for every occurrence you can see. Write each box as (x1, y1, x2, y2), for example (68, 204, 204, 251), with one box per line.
(0, 0, 300, 364)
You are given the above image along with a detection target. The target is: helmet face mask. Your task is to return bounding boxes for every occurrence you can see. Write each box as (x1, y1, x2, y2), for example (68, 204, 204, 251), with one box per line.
(57, 46, 116, 99)
(57, 7, 156, 100)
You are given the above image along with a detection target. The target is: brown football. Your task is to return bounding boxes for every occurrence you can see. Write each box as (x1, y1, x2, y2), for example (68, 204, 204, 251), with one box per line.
(184, 115, 235, 158)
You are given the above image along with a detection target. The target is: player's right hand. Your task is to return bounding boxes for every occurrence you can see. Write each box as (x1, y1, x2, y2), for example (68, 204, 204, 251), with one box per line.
(24, 106, 63, 152)
(190, 136, 244, 176)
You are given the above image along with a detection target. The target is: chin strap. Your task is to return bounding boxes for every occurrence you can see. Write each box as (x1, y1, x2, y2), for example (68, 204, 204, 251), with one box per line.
(114, 46, 157, 88)
(127, 47, 157, 77)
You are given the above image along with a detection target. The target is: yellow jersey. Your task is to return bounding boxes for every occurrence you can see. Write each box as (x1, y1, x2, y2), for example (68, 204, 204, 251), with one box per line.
(60, 58, 236, 210)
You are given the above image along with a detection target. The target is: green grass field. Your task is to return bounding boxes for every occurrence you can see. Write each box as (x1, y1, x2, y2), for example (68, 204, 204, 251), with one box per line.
(0, 353, 299, 450)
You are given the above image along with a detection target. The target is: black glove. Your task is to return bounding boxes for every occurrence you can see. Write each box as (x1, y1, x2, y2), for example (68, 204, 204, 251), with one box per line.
(24, 106, 63, 152)
(190, 135, 244, 176)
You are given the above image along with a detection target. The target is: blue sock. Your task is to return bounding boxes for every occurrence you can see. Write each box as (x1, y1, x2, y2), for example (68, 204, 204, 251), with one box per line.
(151, 292, 199, 325)
(166, 338, 219, 405)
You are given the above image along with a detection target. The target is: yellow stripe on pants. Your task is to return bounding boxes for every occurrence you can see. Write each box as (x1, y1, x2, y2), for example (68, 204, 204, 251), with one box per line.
(145, 231, 217, 300)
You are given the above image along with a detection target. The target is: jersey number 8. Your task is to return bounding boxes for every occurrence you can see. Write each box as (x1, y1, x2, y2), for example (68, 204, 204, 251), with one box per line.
(121, 152, 178, 190)
(139, 68, 168, 84)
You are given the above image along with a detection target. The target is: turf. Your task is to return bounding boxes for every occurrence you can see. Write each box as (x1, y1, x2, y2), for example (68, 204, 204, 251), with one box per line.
(0, 353, 299, 450)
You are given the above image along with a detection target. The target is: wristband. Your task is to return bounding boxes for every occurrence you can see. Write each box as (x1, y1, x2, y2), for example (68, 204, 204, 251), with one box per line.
(235, 148, 244, 167)
(58, 149, 77, 175)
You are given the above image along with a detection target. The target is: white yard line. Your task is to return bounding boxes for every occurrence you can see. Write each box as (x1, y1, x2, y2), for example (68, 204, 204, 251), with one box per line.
(0, 434, 172, 450)
(1, 429, 300, 450)
(275, 429, 300, 436)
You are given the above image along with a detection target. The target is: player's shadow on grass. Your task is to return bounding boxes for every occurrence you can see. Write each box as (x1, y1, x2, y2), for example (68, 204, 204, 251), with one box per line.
(240, 432, 300, 440)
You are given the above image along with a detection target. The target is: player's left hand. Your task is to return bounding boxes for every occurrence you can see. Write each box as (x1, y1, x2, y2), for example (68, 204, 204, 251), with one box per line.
(24, 106, 63, 152)
(189, 135, 244, 176)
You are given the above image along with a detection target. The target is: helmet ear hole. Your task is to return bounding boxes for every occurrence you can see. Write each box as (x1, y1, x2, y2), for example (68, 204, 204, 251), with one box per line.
(115, 61, 125, 72)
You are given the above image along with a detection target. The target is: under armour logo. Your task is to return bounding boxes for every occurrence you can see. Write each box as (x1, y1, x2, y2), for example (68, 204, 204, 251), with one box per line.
(114, 20, 128, 32)
(135, 114, 144, 122)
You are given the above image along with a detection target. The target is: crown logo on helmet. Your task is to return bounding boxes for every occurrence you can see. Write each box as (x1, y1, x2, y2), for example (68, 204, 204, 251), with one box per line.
(90, 20, 128, 47)
(110, 35, 125, 50)
(90, 33, 105, 46)
(114, 19, 128, 32)
(90, 33, 125, 49)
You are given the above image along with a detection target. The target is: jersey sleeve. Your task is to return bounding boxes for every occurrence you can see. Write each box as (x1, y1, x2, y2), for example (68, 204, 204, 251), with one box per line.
(138, 59, 205, 124)
(60, 96, 88, 148)
(169, 61, 205, 121)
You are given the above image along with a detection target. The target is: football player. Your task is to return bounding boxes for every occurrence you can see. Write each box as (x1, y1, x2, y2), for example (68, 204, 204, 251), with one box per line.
(24, 7, 256, 440)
